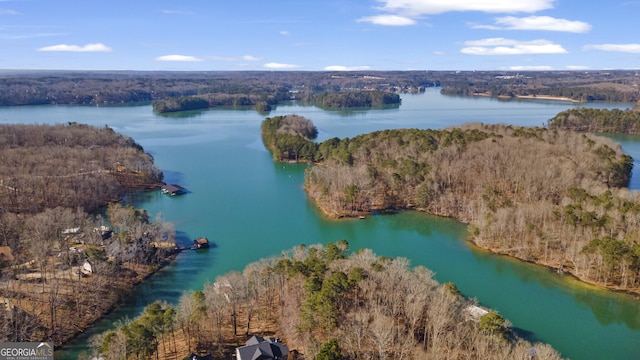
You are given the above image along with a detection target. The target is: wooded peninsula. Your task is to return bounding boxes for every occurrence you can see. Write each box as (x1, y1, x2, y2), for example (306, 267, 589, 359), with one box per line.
(263, 115, 640, 296)
(89, 242, 562, 360)
(549, 107, 640, 134)
(0, 123, 177, 346)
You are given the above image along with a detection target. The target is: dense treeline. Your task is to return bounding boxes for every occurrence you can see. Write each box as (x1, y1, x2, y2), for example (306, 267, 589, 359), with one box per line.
(0, 123, 163, 213)
(0, 71, 431, 106)
(0, 124, 175, 345)
(549, 108, 640, 134)
(262, 118, 640, 293)
(261, 115, 319, 161)
(3, 70, 639, 107)
(439, 70, 640, 103)
(300, 90, 401, 109)
(151, 87, 290, 114)
(91, 243, 562, 360)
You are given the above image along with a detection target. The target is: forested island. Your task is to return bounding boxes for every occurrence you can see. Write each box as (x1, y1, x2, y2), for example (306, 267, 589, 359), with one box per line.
(151, 87, 291, 114)
(299, 90, 401, 109)
(151, 89, 400, 114)
(88, 242, 562, 360)
(0, 123, 176, 346)
(262, 116, 640, 295)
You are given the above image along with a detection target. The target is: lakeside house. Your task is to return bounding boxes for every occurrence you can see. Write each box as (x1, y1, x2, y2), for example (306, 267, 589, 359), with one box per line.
(81, 259, 94, 275)
(235, 335, 289, 360)
(192, 237, 210, 249)
(161, 184, 187, 196)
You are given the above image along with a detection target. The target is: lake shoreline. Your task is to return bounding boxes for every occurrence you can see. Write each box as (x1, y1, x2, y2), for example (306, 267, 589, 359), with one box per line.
(309, 199, 640, 299)
(473, 92, 583, 103)
(54, 249, 180, 351)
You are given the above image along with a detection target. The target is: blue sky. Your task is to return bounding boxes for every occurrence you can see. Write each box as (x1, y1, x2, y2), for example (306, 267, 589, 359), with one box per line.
(1, 0, 639, 71)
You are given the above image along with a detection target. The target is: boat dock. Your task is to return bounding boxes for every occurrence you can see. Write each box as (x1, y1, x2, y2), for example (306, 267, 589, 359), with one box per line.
(161, 184, 187, 196)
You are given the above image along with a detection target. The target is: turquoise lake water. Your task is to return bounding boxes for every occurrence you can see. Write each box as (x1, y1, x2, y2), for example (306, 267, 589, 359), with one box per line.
(1, 89, 639, 359)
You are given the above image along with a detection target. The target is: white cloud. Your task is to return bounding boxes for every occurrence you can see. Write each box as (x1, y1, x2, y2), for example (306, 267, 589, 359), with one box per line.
(433, 51, 445, 55)
(0, 8, 18, 15)
(279, 31, 290, 36)
(242, 55, 261, 61)
(263, 62, 302, 69)
(377, 0, 554, 16)
(323, 65, 371, 71)
(566, 65, 589, 70)
(508, 65, 553, 71)
(583, 44, 640, 53)
(154, 54, 203, 62)
(37, 43, 112, 52)
(461, 38, 567, 55)
(357, 15, 416, 26)
(473, 16, 591, 33)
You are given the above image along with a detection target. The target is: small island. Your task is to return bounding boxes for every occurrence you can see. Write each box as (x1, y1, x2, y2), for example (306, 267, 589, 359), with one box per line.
(302, 90, 401, 109)
(151, 86, 292, 114)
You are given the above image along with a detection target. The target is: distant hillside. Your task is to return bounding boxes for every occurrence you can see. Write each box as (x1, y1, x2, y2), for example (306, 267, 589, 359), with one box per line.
(1, 70, 638, 106)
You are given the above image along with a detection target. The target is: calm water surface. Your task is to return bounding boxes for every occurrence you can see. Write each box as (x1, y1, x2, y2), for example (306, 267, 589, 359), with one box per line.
(2, 89, 639, 359)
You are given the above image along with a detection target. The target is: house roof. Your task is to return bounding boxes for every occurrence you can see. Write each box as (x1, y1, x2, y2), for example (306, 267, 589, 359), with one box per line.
(195, 237, 209, 245)
(236, 336, 288, 360)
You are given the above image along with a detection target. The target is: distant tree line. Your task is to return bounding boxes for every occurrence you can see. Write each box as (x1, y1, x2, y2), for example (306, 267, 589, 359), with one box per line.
(0, 123, 175, 345)
(262, 117, 640, 294)
(91, 243, 562, 360)
(549, 108, 640, 134)
(3, 70, 639, 107)
(439, 71, 640, 103)
(0, 71, 430, 107)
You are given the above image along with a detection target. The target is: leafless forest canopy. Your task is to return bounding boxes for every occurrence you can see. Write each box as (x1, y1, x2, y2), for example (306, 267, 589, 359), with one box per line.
(0, 123, 162, 213)
(0, 124, 174, 346)
(265, 121, 640, 294)
(92, 243, 563, 360)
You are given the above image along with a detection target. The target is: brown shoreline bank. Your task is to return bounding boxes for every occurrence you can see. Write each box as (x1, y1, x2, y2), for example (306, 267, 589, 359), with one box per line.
(310, 200, 640, 299)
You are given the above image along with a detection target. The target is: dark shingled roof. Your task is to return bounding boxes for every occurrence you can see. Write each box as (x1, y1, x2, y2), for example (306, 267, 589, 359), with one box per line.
(236, 336, 288, 360)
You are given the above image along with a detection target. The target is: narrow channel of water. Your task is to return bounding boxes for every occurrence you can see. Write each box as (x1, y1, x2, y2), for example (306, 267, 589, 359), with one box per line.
(2, 89, 639, 359)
